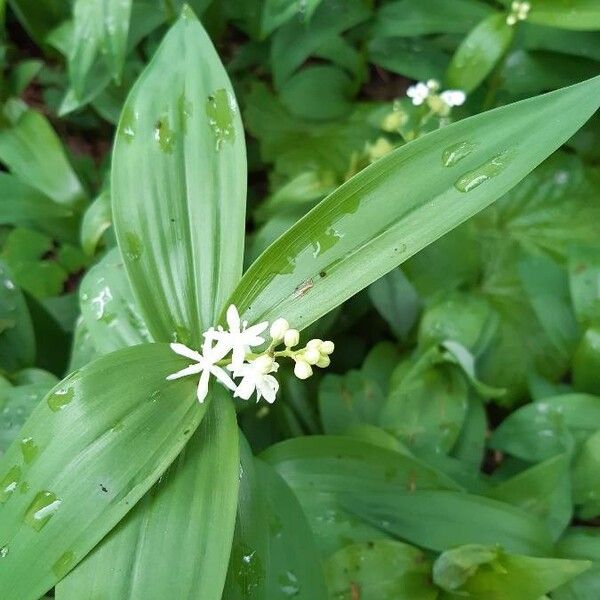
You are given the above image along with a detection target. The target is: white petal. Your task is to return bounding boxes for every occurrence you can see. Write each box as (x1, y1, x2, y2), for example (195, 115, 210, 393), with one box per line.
(166, 362, 203, 380)
(203, 336, 231, 362)
(259, 375, 279, 404)
(245, 321, 269, 338)
(230, 345, 247, 371)
(169, 343, 202, 362)
(226, 305, 241, 333)
(210, 364, 237, 391)
(234, 374, 255, 400)
(196, 369, 210, 403)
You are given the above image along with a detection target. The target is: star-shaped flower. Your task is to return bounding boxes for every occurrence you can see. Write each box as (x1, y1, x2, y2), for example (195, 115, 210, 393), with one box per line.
(204, 305, 268, 371)
(167, 340, 236, 403)
(229, 355, 280, 404)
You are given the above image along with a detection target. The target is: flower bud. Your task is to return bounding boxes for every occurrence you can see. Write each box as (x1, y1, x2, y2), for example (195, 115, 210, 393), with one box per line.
(270, 318, 289, 341)
(254, 355, 274, 374)
(316, 355, 330, 368)
(320, 340, 335, 355)
(294, 359, 312, 380)
(306, 339, 322, 350)
(284, 329, 300, 347)
(303, 347, 321, 365)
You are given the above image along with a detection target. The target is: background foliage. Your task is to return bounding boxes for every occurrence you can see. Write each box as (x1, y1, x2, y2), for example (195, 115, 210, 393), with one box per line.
(1, 0, 600, 598)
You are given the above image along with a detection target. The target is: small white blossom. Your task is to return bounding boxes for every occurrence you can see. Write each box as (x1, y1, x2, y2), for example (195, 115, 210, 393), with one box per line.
(294, 359, 313, 380)
(167, 341, 236, 403)
(320, 341, 335, 355)
(407, 82, 430, 106)
(270, 318, 289, 341)
(284, 329, 300, 348)
(439, 90, 466, 108)
(205, 305, 268, 371)
(230, 358, 279, 404)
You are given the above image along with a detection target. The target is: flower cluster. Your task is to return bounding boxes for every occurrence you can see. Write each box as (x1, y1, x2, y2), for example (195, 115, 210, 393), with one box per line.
(506, 1, 530, 25)
(166, 305, 334, 404)
(407, 80, 466, 116)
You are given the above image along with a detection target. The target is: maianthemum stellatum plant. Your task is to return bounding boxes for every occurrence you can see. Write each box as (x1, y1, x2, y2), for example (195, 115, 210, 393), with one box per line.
(1, 7, 600, 600)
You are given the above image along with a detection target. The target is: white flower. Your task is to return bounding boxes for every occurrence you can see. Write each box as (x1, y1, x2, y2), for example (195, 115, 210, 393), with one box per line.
(294, 359, 313, 380)
(204, 305, 268, 371)
(229, 358, 279, 404)
(284, 329, 300, 348)
(270, 318, 289, 341)
(440, 90, 466, 108)
(406, 82, 430, 106)
(167, 341, 236, 403)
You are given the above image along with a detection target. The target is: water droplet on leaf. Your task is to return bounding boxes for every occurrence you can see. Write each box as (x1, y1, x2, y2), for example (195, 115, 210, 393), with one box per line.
(48, 387, 74, 412)
(442, 141, 475, 167)
(123, 232, 143, 262)
(206, 89, 236, 151)
(20, 437, 39, 464)
(154, 116, 175, 153)
(279, 570, 300, 597)
(454, 151, 510, 193)
(52, 550, 75, 578)
(0, 545, 8, 558)
(0, 466, 21, 503)
(24, 491, 62, 531)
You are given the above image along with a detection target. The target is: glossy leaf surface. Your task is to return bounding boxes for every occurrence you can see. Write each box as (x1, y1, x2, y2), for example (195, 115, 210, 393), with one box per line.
(229, 76, 600, 332)
(112, 9, 246, 345)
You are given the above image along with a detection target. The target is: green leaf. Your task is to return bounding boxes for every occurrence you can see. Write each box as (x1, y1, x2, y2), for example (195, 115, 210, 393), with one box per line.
(70, 0, 132, 97)
(0, 374, 58, 454)
(486, 454, 572, 539)
(7, 0, 70, 44)
(79, 248, 152, 355)
(81, 190, 112, 256)
(433, 544, 590, 598)
(373, 0, 492, 37)
(368, 268, 420, 340)
(490, 394, 600, 461)
(261, 0, 323, 37)
(344, 490, 553, 555)
(526, 0, 600, 31)
(224, 438, 327, 599)
(325, 540, 437, 600)
(555, 527, 600, 600)
(569, 245, 600, 328)
(280, 65, 354, 122)
(319, 370, 386, 434)
(0, 343, 204, 600)
(446, 13, 514, 93)
(573, 327, 600, 395)
(0, 260, 34, 373)
(0, 108, 85, 207)
(263, 436, 461, 555)
(229, 76, 600, 333)
(572, 430, 600, 518)
(56, 392, 238, 600)
(112, 9, 246, 345)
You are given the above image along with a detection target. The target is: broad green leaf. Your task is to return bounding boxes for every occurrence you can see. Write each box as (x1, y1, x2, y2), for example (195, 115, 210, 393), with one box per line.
(446, 13, 514, 93)
(555, 527, 600, 600)
(70, 0, 133, 97)
(527, 0, 600, 30)
(280, 65, 354, 121)
(225, 438, 327, 599)
(573, 327, 600, 394)
(319, 370, 385, 434)
(451, 394, 487, 472)
(572, 430, 600, 518)
(81, 190, 112, 256)
(368, 268, 420, 340)
(0, 108, 85, 207)
(381, 348, 469, 454)
(0, 260, 34, 372)
(261, 0, 323, 37)
(373, 0, 492, 37)
(433, 544, 590, 599)
(569, 245, 600, 327)
(344, 489, 553, 555)
(0, 343, 204, 600)
(56, 393, 239, 600)
(7, 0, 70, 44)
(229, 76, 600, 333)
(0, 375, 58, 454)
(112, 9, 246, 345)
(486, 454, 572, 539)
(325, 540, 437, 600)
(263, 436, 461, 555)
(490, 394, 600, 461)
(80, 248, 151, 355)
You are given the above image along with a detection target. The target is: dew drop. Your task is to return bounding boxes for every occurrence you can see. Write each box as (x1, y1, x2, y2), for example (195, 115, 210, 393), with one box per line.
(279, 570, 300, 597)
(454, 151, 510, 193)
(154, 116, 175, 153)
(0, 466, 21, 504)
(20, 481, 30, 494)
(48, 387, 74, 412)
(442, 141, 475, 167)
(24, 491, 62, 531)
(20, 437, 39, 464)
(205, 89, 236, 151)
(0, 545, 8, 558)
(119, 107, 136, 143)
(52, 550, 75, 578)
(123, 232, 142, 262)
